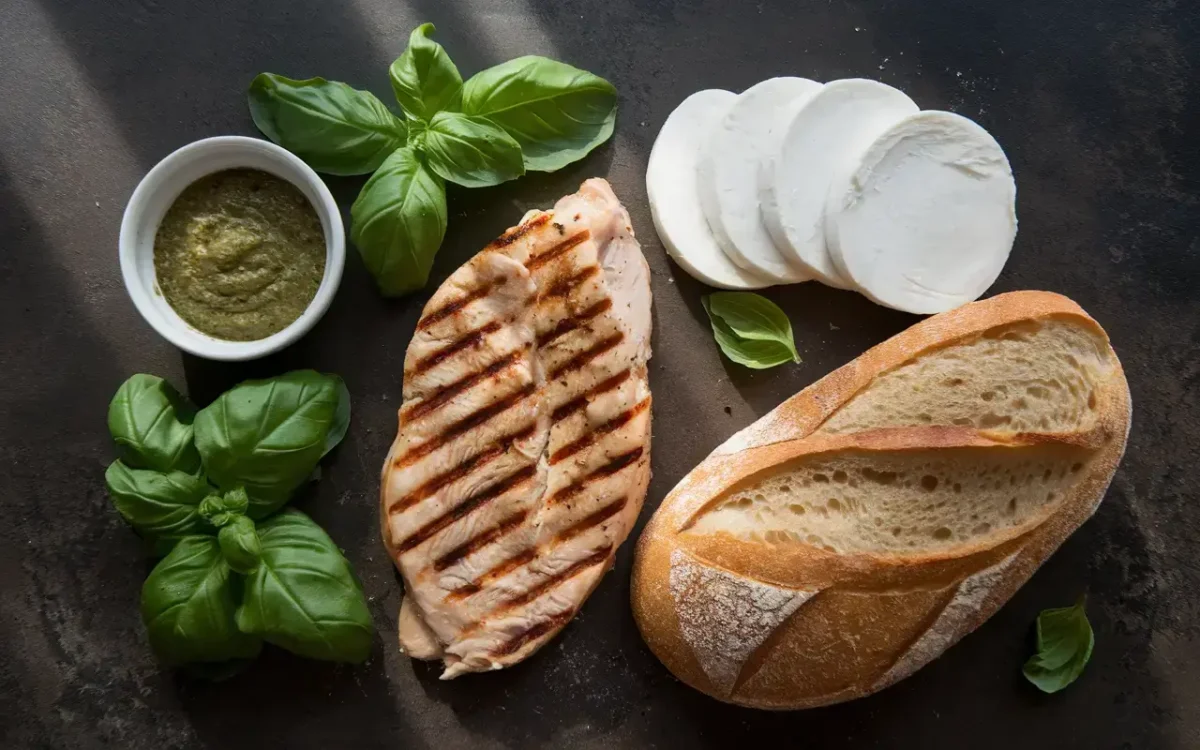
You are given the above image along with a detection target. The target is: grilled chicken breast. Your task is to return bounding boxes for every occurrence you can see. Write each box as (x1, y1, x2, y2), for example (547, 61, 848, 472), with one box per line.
(381, 179, 653, 678)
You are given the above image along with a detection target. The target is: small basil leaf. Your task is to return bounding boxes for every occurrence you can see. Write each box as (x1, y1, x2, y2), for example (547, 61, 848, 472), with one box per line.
(248, 73, 407, 176)
(198, 487, 250, 528)
(193, 371, 345, 518)
(388, 23, 463, 121)
(350, 146, 448, 296)
(323, 375, 352, 458)
(235, 510, 373, 663)
(1023, 596, 1094, 693)
(105, 461, 210, 553)
(140, 536, 263, 666)
(461, 56, 617, 172)
(423, 111, 525, 188)
(108, 374, 200, 474)
(702, 293, 800, 369)
(218, 516, 262, 575)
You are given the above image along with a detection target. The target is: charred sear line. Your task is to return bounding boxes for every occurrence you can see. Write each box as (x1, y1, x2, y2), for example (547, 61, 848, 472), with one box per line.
(492, 610, 575, 657)
(449, 548, 538, 600)
(389, 423, 537, 513)
(537, 299, 613, 348)
(547, 332, 624, 381)
(411, 321, 503, 374)
(433, 509, 530, 572)
(488, 213, 550, 248)
(555, 497, 629, 543)
(403, 349, 526, 423)
(550, 398, 650, 465)
(539, 265, 600, 303)
(527, 231, 590, 271)
(501, 546, 613, 610)
(418, 281, 499, 331)
(549, 447, 645, 505)
(551, 369, 632, 422)
(396, 466, 536, 554)
(398, 385, 537, 469)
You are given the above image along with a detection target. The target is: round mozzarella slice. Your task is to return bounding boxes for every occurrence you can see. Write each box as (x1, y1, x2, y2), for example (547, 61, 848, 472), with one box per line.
(825, 110, 1017, 314)
(647, 90, 773, 289)
(697, 77, 822, 283)
(760, 79, 918, 289)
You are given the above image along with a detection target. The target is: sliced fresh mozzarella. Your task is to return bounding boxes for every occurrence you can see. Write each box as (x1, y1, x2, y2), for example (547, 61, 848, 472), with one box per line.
(825, 110, 1017, 314)
(647, 90, 774, 290)
(697, 77, 822, 283)
(760, 79, 918, 289)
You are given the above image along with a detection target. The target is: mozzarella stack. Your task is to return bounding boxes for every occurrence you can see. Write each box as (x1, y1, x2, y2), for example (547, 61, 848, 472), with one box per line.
(647, 77, 1017, 315)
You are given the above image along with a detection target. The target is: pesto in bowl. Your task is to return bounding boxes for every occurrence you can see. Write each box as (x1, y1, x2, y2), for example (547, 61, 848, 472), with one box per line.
(153, 168, 325, 342)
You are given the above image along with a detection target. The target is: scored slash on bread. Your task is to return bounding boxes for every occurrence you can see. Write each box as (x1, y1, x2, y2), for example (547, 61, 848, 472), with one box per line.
(631, 291, 1131, 709)
(381, 179, 653, 678)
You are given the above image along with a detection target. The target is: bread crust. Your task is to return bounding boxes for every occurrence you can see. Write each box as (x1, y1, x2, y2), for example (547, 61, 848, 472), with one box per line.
(631, 291, 1131, 709)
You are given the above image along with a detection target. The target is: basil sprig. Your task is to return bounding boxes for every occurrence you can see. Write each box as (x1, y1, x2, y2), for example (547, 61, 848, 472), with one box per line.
(248, 22, 618, 296)
(1023, 596, 1095, 693)
(702, 292, 801, 369)
(104, 372, 372, 673)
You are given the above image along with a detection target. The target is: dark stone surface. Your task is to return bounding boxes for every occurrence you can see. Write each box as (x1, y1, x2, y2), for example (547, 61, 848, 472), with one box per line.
(1, 0, 1197, 747)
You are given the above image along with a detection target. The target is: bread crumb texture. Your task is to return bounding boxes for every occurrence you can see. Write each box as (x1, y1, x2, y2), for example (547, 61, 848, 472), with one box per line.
(821, 319, 1112, 434)
(691, 444, 1090, 555)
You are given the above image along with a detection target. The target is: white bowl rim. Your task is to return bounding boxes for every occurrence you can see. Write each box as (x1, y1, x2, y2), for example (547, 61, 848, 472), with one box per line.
(119, 135, 345, 361)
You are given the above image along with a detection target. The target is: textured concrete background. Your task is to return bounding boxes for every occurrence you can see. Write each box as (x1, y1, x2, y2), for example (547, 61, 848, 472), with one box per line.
(1, 0, 1198, 748)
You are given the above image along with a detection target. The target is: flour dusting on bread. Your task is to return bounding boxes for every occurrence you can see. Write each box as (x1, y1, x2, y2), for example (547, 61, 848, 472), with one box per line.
(669, 549, 818, 695)
(871, 551, 1021, 690)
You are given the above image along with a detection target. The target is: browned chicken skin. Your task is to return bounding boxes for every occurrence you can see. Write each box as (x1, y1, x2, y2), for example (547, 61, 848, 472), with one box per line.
(380, 179, 653, 677)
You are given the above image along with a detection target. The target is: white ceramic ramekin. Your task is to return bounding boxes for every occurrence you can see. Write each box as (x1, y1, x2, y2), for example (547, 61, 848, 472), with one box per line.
(119, 136, 345, 361)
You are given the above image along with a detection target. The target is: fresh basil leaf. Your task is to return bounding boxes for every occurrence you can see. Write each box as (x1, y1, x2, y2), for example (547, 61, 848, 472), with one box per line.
(350, 146, 447, 296)
(388, 23, 462, 121)
(140, 536, 262, 666)
(461, 56, 617, 172)
(422, 111, 525, 188)
(198, 487, 250, 528)
(218, 516, 262, 575)
(1023, 596, 1094, 693)
(235, 510, 373, 663)
(105, 461, 211, 553)
(323, 375, 352, 458)
(193, 371, 345, 517)
(702, 292, 800, 369)
(248, 73, 407, 176)
(108, 374, 200, 474)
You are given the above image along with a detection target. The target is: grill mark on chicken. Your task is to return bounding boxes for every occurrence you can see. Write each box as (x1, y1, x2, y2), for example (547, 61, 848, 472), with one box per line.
(396, 466, 537, 554)
(396, 385, 537, 468)
(549, 398, 651, 465)
(539, 265, 601, 303)
(536, 298, 614, 348)
(403, 349, 527, 423)
(500, 546, 613, 611)
(411, 321, 504, 374)
(418, 281, 503, 331)
(547, 332, 625, 380)
(551, 369, 632, 421)
(492, 610, 576, 657)
(433, 509, 530, 572)
(555, 497, 629, 543)
(548, 447, 645, 505)
(527, 230, 590, 271)
(448, 548, 539, 600)
(389, 423, 538, 513)
(488, 213, 550, 249)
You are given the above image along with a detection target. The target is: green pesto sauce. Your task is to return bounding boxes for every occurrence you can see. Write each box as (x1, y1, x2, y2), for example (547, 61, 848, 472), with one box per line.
(153, 168, 326, 342)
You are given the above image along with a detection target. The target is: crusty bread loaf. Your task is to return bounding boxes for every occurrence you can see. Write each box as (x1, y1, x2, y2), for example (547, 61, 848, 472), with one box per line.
(630, 291, 1131, 709)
